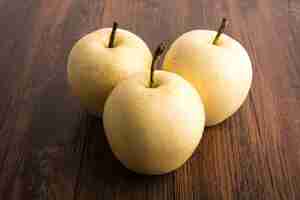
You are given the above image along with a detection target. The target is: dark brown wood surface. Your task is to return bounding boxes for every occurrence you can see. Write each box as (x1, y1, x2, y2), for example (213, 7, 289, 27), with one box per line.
(0, 0, 299, 199)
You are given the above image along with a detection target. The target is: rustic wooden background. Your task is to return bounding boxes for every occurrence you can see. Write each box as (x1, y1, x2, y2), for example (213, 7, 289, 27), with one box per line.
(0, 0, 299, 199)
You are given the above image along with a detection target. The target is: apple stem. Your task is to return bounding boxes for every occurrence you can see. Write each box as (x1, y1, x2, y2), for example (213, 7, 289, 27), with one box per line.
(108, 22, 118, 48)
(212, 18, 227, 45)
(149, 42, 167, 88)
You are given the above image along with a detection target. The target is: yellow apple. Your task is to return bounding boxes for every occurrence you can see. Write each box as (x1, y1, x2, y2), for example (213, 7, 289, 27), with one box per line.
(103, 70, 205, 175)
(163, 24, 252, 126)
(67, 23, 152, 114)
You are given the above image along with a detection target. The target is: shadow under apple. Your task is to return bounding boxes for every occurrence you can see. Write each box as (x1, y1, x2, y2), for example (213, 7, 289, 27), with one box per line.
(71, 112, 173, 198)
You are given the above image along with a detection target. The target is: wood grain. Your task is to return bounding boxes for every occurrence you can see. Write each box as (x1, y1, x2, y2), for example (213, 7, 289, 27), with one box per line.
(0, 0, 299, 199)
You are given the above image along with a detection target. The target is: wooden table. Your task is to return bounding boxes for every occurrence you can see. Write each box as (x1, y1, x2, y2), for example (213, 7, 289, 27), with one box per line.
(0, 0, 299, 199)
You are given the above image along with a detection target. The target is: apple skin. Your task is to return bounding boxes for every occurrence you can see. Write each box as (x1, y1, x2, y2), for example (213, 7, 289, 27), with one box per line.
(163, 30, 252, 126)
(103, 71, 205, 175)
(67, 28, 152, 114)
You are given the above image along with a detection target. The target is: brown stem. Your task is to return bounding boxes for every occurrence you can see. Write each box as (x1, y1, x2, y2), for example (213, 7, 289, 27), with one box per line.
(108, 22, 118, 48)
(149, 42, 167, 88)
(212, 18, 227, 45)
